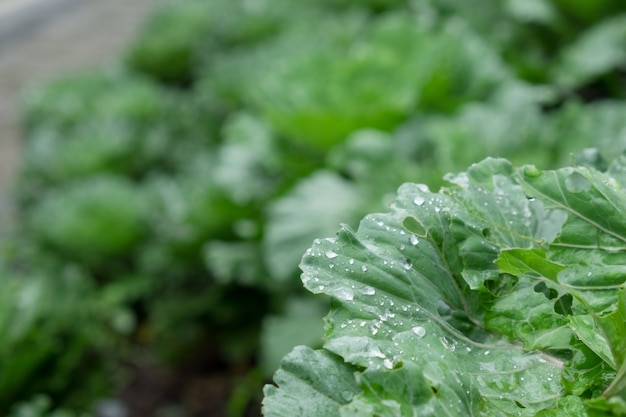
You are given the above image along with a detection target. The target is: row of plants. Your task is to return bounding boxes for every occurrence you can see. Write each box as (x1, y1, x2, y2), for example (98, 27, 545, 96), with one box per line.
(1, 0, 626, 415)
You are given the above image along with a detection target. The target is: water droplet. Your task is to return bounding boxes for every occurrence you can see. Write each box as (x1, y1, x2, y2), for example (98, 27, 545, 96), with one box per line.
(377, 221, 385, 227)
(325, 250, 339, 259)
(413, 196, 426, 206)
(439, 336, 456, 352)
(400, 258, 412, 270)
(367, 346, 385, 359)
(484, 350, 490, 356)
(361, 265, 368, 272)
(416, 184, 430, 192)
(380, 309, 395, 321)
(412, 326, 426, 338)
(348, 258, 355, 265)
(335, 288, 354, 301)
(383, 358, 394, 369)
(341, 390, 354, 401)
(362, 286, 376, 295)
(409, 235, 419, 245)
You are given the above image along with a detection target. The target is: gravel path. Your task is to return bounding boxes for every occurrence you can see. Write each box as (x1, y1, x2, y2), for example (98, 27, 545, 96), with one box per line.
(0, 0, 155, 230)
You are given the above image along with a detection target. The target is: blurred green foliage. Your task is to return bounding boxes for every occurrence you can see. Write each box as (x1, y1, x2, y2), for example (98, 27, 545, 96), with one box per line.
(3, 0, 626, 414)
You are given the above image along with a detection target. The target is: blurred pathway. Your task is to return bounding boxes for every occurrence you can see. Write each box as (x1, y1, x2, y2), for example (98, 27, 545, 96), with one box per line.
(0, 0, 156, 230)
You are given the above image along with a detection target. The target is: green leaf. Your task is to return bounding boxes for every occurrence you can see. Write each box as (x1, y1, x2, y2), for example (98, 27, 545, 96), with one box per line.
(514, 164, 626, 314)
(260, 297, 327, 376)
(213, 11, 508, 150)
(213, 112, 281, 205)
(26, 175, 147, 263)
(263, 171, 367, 282)
(552, 14, 626, 88)
(265, 158, 626, 415)
(569, 314, 615, 369)
(262, 347, 360, 417)
(497, 248, 565, 281)
(599, 289, 626, 399)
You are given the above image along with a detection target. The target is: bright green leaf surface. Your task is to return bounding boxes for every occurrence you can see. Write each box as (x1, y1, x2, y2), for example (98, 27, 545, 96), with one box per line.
(265, 158, 626, 415)
(262, 346, 360, 417)
(497, 249, 565, 281)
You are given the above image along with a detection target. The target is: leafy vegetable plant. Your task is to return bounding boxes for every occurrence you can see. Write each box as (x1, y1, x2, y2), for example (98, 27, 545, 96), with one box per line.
(9, 0, 626, 413)
(264, 157, 626, 416)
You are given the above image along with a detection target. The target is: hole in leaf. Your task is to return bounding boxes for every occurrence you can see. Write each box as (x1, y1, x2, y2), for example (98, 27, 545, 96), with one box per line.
(554, 293, 573, 316)
(534, 282, 558, 300)
(547, 349, 574, 361)
(565, 172, 591, 192)
(482, 228, 491, 238)
(430, 386, 439, 396)
(580, 389, 594, 399)
(402, 216, 427, 237)
(515, 401, 526, 408)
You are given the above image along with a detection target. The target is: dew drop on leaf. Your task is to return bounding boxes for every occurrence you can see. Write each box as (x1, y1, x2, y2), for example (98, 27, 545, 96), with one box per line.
(439, 336, 456, 352)
(413, 196, 425, 206)
(400, 258, 412, 270)
(325, 250, 339, 259)
(412, 326, 426, 338)
(341, 391, 354, 402)
(409, 235, 419, 245)
(362, 286, 376, 295)
(336, 287, 354, 301)
(361, 265, 368, 272)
